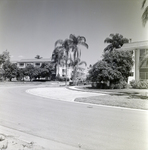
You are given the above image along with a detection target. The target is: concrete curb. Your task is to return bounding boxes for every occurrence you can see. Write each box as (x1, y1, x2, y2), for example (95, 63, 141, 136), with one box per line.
(0, 125, 80, 150)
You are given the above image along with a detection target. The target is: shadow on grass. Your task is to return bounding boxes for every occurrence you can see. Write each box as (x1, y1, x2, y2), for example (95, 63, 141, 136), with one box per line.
(110, 92, 148, 100)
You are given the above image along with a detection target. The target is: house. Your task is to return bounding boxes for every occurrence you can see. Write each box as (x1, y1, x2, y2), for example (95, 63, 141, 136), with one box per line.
(117, 41, 148, 83)
(16, 58, 51, 68)
(56, 64, 89, 81)
(10, 58, 88, 81)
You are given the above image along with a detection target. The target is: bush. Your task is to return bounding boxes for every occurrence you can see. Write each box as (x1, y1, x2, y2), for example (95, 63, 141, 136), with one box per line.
(110, 81, 127, 89)
(91, 82, 109, 89)
(130, 80, 148, 89)
(56, 76, 69, 81)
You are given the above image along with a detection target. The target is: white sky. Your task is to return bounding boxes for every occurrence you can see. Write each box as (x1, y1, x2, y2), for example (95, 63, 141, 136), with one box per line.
(0, 0, 148, 65)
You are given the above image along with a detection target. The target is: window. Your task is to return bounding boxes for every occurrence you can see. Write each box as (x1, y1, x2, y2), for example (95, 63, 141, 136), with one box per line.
(62, 69, 66, 76)
(62, 69, 66, 73)
(35, 63, 40, 66)
(140, 49, 145, 57)
(129, 72, 134, 76)
(146, 73, 148, 79)
(140, 49, 148, 68)
(26, 63, 32, 66)
(140, 72, 146, 80)
(19, 63, 24, 66)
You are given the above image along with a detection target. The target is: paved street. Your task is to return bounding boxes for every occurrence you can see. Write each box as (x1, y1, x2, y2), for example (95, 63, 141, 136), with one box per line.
(0, 84, 148, 150)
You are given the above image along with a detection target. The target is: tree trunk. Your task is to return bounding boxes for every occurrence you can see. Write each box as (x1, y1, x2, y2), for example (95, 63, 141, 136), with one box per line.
(65, 60, 68, 86)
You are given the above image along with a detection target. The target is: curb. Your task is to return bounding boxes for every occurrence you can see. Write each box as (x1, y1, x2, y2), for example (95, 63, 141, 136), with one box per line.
(0, 125, 80, 150)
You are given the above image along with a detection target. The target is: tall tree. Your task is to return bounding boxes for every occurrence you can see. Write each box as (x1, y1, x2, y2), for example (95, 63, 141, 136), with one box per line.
(104, 34, 129, 52)
(53, 34, 88, 85)
(142, 0, 148, 26)
(88, 60, 122, 86)
(69, 57, 87, 84)
(53, 39, 71, 85)
(69, 34, 88, 61)
(102, 50, 133, 82)
(51, 46, 64, 77)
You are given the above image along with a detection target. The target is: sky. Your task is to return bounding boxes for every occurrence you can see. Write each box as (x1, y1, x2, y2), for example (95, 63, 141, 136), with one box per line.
(0, 0, 148, 65)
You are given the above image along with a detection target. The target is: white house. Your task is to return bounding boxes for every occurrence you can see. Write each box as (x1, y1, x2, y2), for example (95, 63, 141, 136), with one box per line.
(16, 58, 51, 68)
(117, 41, 148, 83)
(11, 58, 88, 81)
(56, 65, 88, 80)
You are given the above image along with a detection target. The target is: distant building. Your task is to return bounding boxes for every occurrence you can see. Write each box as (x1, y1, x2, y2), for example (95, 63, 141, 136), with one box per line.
(9, 58, 88, 81)
(16, 58, 51, 68)
(55, 64, 89, 80)
(117, 41, 148, 83)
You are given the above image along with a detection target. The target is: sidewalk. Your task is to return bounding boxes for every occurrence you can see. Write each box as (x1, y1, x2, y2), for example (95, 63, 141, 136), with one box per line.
(0, 125, 80, 150)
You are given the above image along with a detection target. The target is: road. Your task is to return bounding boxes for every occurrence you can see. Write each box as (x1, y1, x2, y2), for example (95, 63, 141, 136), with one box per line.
(0, 84, 148, 150)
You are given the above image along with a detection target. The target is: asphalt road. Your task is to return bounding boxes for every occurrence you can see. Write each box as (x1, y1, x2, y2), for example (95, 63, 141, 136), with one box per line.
(0, 84, 148, 150)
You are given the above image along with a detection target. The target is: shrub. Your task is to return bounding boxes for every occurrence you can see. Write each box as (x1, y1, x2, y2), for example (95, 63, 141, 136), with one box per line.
(57, 76, 69, 81)
(110, 81, 127, 89)
(130, 80, 148, 89)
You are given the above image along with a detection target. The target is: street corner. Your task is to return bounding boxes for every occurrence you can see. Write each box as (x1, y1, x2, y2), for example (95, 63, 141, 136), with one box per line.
(25, 87, 106, 102)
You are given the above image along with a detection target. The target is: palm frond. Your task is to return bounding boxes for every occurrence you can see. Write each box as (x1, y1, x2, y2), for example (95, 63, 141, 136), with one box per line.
(104, 38, 113, 43)
(77, 36, 86, 43)
(109, 34, 115, 38)
(79, 42, 89, 49)
(79, 61, 87, 66)
(142, 0, 147, 8)
(142, 6, 148, 26)
(69, 34, 77, 41)
(55, 40, 63, 47)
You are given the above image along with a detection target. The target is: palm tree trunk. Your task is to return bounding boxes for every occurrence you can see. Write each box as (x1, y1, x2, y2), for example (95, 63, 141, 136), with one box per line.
(65, 50, 69, 86)
(57, 60, 60, 79)
(73, 66, 77, 85)
(65, 60, 68, 86)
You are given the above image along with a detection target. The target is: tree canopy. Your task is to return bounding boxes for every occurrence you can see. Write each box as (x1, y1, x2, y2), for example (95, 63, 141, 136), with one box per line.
(52, 34, 88, 84)
(142, 0, 148, 26)
(104, 34, 129, 52)
(0, 50, 10, 65)
(102, 50, 133, 81)
(88, 33, 133, 88)
(3, 61, 18, 81)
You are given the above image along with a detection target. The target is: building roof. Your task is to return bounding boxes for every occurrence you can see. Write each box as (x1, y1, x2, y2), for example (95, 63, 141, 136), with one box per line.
(116, 40, 148, 51)
(17, 58, 51, 63)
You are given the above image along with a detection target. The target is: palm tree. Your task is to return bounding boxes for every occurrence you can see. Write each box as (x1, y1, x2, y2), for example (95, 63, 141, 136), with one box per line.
(69, 57, 87, 84)
(54, 39, 72, 86)
(69, 34, 88, 61)
(51, 46, 64, 78)
(104, 33, 129, 52)
(142, 0, 148, 26)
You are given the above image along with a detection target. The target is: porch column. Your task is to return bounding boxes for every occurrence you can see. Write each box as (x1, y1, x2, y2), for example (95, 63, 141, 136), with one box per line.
(135, 49, 140, 81)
